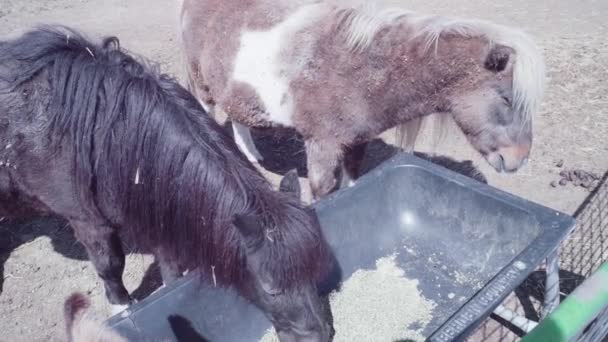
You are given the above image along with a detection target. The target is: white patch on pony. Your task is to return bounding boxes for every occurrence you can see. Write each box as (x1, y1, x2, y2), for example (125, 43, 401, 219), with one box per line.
(110, 304, 129, 317)
(232, 121, 263, 162)
(232, 4, 324, 127)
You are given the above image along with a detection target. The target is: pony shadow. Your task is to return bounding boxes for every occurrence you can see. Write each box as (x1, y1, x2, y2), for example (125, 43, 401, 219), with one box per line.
(223, 122, 308, 176)
(0, 211, 162, 300)
(238, 123, 487, 184)
(130, 261, 164, 301)
(168, 315, 210, 342)
(0, 214, 87, 293)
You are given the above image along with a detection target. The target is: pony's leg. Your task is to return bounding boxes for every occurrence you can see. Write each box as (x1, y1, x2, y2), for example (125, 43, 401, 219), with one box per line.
(186, 75, 216, 119)
(232, 122, 264, 163)
(341, 142, 368, 188)
(154, 248, 181, 287)
(71, 221, 131, 312)
(305, 139, 341, 200)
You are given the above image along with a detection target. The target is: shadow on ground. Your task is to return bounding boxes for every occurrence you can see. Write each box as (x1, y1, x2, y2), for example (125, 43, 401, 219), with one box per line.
(1, 122, 489, 301)
(233, 122, 487, 184)
(0, 215, 86, 293)
(0, 213, 163, 300)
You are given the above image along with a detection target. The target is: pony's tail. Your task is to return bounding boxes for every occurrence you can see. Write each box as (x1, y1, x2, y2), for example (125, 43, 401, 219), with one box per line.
(64, 293, 91, 342)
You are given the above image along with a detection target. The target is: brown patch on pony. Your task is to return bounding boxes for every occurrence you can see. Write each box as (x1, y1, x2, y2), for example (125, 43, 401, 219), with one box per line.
(289, 22, 485, 143)
(220, 81, 272, 127)
(186, 61, 214, 106)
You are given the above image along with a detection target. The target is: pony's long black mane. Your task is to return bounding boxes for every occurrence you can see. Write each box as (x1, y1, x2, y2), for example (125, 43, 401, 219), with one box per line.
(0, 26, 329, 290)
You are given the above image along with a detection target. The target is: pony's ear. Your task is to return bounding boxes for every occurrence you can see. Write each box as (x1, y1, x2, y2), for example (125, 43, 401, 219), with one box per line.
(232, 214, 280, 295)
(279, 169, 301, 199)
(484, 45, 513, 73)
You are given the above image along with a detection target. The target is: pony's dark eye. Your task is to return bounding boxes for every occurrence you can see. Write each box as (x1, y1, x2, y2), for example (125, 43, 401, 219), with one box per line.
(269, 289, 284, 297)
(501, 96, 511, 106)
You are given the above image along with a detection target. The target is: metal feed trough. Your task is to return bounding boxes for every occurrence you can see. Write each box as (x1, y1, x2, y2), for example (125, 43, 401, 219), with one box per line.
(106, 153, 576, 341)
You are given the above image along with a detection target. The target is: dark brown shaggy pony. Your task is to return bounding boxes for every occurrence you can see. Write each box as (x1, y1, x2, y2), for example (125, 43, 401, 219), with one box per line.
(0, 26, 333, 341)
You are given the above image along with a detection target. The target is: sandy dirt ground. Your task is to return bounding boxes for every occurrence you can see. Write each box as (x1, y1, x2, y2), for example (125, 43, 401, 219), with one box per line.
(0, 0, 606, 341)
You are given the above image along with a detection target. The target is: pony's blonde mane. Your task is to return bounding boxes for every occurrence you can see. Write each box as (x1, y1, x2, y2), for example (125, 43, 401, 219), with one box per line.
(336, 4, 546, 150)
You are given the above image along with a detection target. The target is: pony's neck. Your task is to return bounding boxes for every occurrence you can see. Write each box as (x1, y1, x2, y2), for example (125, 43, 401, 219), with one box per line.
(371, 22, 487, 125)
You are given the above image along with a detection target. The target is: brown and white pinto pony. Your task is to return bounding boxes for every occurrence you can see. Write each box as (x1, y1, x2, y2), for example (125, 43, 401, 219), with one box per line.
(179, 0, 546, 199)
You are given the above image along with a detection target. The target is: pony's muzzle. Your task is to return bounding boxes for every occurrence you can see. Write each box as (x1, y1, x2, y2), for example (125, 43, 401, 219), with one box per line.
(487, 144, 530, 173)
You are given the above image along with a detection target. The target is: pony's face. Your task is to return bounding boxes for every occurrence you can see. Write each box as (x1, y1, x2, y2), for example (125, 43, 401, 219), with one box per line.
(233, 171, 333, 342)
(249, 278, 332, 342)
(449, 45, 533, 173)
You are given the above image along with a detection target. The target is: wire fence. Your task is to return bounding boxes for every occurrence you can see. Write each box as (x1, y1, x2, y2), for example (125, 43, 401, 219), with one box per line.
(561, 172, 608, 286)
(468, 171, 608, 341)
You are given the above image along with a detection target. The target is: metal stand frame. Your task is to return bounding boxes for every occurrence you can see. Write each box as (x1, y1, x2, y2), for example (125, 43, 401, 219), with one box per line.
(492, 250, 561, 333)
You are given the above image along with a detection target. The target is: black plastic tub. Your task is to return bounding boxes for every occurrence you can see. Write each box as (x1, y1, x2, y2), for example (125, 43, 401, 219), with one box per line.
(107, 152, 575, 341)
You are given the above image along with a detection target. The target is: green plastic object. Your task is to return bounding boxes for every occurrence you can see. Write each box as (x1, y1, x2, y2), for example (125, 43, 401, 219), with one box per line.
(523, 262, 608, 342)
